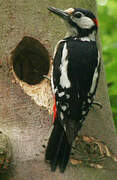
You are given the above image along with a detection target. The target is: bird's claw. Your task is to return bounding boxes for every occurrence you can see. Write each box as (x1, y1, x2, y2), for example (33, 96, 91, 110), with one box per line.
(92, 101, 102, 109)
(43, 75, 51, 81)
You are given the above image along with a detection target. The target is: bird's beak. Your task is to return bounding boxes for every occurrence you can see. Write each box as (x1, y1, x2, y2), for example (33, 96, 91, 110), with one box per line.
(48, 7, 72, 21)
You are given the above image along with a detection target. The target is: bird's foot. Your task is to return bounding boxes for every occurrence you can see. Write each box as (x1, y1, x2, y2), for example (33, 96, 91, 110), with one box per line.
(92, 101, 102, 109)
(43, 75, 51, 81)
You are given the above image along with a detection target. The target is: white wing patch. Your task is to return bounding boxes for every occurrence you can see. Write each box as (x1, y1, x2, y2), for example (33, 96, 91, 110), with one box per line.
(61, 105, 67, 111)
(60, 112, 64, 120)
(58, 92, 65, 97)
(66, 94, 70, 99)
(51, 39, 66, 94)
(60, 43, 71, 88)
(89, 51, 100, 94)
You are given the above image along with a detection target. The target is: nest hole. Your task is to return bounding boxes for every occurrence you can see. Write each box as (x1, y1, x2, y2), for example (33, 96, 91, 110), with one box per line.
(12, 36, 50, 85)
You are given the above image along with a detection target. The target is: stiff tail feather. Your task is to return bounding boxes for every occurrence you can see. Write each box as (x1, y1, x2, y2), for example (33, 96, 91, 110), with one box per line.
(45, 123, 71, 172)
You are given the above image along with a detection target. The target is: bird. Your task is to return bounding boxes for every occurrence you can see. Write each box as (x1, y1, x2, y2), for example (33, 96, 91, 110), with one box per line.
(45, 7, 101, 173)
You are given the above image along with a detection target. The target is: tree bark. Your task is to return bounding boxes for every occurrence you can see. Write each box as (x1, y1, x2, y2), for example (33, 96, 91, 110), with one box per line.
(0, 0, 117, 179)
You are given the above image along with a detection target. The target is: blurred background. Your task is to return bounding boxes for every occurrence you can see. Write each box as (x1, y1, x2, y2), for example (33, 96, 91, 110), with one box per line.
(98, 0, 117, 131)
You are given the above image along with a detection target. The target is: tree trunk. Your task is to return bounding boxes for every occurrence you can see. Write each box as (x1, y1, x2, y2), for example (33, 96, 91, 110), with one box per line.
(0, 0, 117, 179)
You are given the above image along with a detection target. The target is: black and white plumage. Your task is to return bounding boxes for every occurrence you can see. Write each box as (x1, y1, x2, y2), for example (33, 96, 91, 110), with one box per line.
(45, 7, 101, 172)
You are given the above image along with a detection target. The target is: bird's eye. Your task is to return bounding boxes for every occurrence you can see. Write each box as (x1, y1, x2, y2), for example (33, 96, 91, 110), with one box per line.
(74, 12, 82, 18)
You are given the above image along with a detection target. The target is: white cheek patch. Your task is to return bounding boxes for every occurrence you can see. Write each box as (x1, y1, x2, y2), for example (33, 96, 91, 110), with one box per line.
(72, 16, 95, 29)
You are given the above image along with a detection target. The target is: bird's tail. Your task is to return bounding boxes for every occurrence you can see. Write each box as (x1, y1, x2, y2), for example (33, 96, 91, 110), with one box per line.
(45, 122, 72, 173)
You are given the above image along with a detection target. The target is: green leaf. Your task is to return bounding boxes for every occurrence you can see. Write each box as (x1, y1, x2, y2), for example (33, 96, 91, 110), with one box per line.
(98, 0, 117, 130)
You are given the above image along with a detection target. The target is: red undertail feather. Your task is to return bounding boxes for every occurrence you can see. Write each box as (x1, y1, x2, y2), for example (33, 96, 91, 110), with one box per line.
(53, 97, 57, 124)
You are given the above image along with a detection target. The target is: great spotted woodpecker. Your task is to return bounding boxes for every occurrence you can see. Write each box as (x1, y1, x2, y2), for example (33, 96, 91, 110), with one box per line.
(45, 7, 101, 173)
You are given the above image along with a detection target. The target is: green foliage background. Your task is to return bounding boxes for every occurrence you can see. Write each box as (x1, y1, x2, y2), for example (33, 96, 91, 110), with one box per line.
(98, 0, 117, 130)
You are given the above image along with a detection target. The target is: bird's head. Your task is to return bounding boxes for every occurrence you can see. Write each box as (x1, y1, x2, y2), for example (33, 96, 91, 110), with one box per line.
(48, 7, 98, 39)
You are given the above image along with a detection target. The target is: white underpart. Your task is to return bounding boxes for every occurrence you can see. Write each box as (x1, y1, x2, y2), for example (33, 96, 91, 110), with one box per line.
(89, 51, 100, 94)
(60, 43, 71, 88)
(65, 25, 78, 38)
